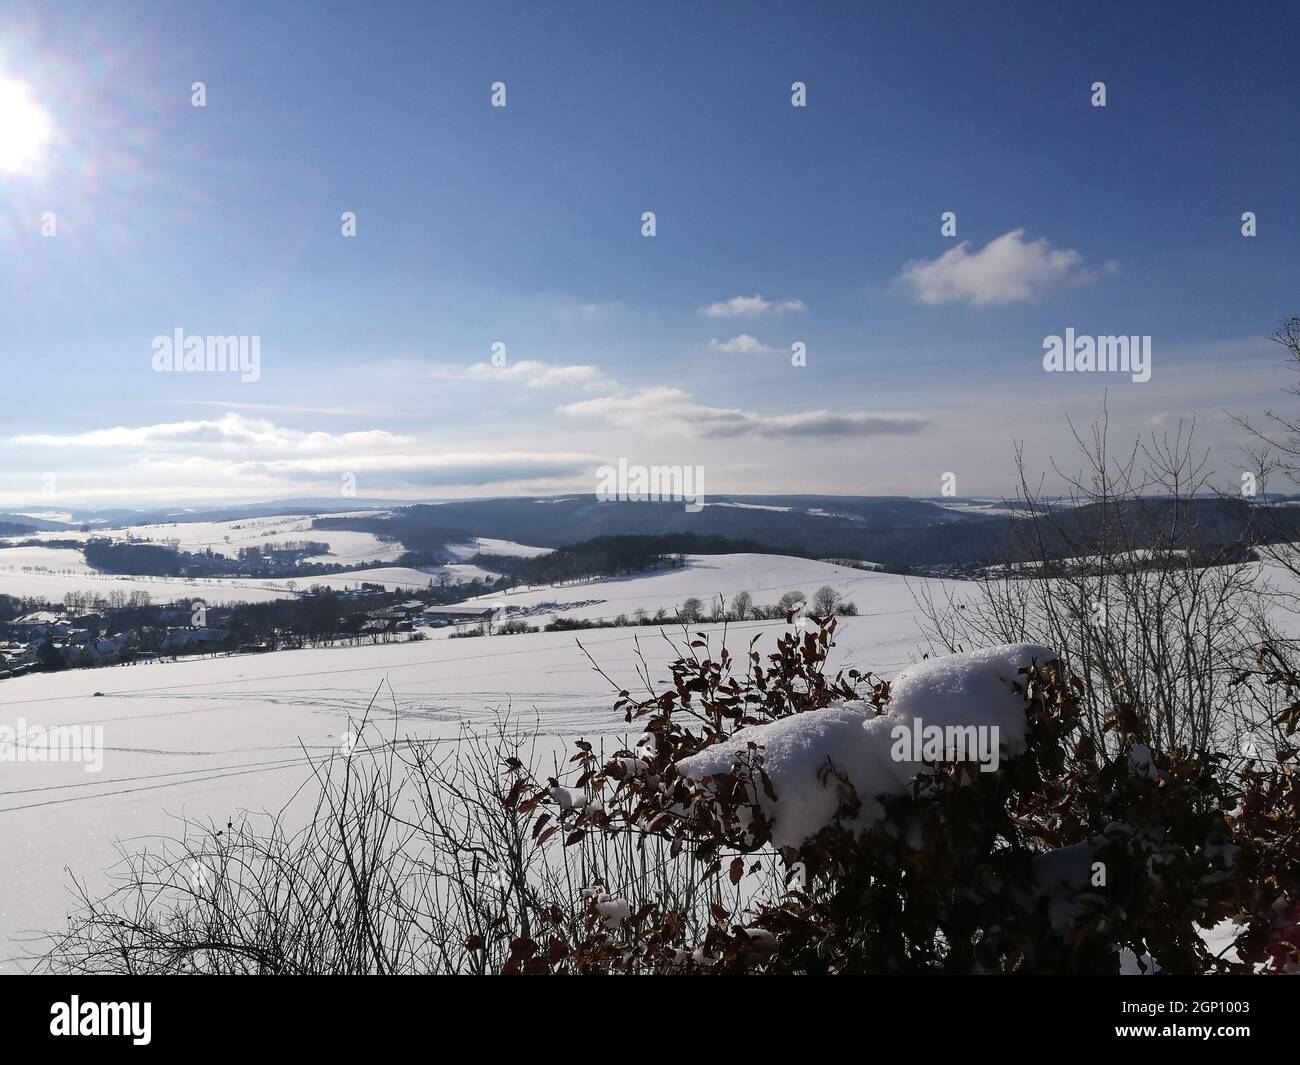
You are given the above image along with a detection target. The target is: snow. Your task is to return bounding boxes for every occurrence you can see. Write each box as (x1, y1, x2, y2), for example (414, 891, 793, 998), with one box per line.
(0, 540, 1277, 973)
(264, 564, 501, 594)
(1, 514, 403, 565)
(0, 568, 297, 605)
(550, 786, 587, 812)
(676, 643, 1058, 849)
(444, 538, 551, 560)
(594, 895, 631, 931)
(461, 552, 909, 627)
(13, 511, 75, 523)
(0, 510, 528, 603)
(0, 556, 498, 603)
(0, 553, 956, 970)
(1031, 840, 1105, 933)
(936, 501, 1028, 518)
(1127, 742, 1159, 780)
(0, 546, 94, 574)
(705, 501, 793, 513)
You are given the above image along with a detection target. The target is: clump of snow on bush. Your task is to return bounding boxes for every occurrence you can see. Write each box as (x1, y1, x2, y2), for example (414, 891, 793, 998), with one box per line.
(581, 884, 631, 930)
(1127, 743, 1160, 781)
(1031, 839, 1105, 933)
(550, 785, 587, 812)
(676, 643, 1058, 849)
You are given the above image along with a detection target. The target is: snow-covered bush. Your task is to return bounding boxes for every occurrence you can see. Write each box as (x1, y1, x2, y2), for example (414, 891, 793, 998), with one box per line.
(507, 617, 1300, 974)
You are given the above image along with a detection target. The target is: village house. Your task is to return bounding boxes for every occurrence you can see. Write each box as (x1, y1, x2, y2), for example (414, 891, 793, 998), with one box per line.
(65, 635, 127, 667)
(9, 611, 70, 640)
(161, 627, 232, 652)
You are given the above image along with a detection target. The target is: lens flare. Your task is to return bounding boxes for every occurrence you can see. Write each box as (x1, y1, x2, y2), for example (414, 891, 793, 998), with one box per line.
(0, 75, 52, 173)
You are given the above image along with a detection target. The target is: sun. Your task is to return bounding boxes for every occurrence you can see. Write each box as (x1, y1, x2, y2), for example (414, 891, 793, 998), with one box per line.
(0, 75, 52, 174)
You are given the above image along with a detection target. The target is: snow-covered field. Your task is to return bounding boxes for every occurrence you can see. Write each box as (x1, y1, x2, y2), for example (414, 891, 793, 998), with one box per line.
(0, 544, 875, 612)
(0, 567, 298, 605)
(3, 550, 1288, 972)
(0, 541, 308, 604)
(259, 563, 502, 594)
(0, 518, 551, 603)
(0, 545, 94, 574)
(445, 538, 551, 560)
(0, 553, 941, 970)
(0, 562, 502, 608)
(1, 514, 403, 565)
(474, 552, 909, 625)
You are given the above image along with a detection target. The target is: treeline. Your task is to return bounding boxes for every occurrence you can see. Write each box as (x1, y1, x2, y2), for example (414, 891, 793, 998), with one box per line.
(474, 533, 778, 587)
(6, 537, 90, 552)
(236, 540, 329, 560)
(84, 540, 187, 576)
(458, 585, 859, 641)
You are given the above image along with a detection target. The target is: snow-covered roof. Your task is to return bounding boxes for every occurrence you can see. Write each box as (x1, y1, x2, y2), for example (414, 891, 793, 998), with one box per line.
(421, 603, 498, 618)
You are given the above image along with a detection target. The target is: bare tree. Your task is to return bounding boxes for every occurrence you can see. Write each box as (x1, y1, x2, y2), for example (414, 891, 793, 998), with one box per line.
(730, 590, 753, 621)
(777, 590, 806, 615)
(913, 409, 1274, 760)
(812, 585, 839, 616)
(1228, 314, 1300, 618)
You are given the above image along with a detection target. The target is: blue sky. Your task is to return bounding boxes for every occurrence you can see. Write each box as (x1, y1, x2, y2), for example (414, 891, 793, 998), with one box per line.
(1, 0, 1298, 507)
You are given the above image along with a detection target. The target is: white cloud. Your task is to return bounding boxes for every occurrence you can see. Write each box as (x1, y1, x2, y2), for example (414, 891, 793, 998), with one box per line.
(229, 451, 594, 487)
(557, 387, 692, 426)
(558, 387, 926, 441)
(709, 334, 772, 354)
(700, 294, 806, 318)
(459, 360, 606, 389)
(4, 413, 595, 502)
(554, 300, 621, 322)
(896, 229, 1108, 307)
(10, 413, 409, 453)
(163, 400, 379, 416)
(703, 409, 926, 439)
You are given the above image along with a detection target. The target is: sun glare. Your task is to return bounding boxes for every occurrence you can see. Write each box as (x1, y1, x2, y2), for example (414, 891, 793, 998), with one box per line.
(0, 75, 52, 173)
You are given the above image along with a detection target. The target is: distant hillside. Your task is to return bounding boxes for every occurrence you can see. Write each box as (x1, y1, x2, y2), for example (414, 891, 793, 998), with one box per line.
(0, 513, 66, 532)
(314, 495, 1300, 570)
(0, 498, 405, 531)
(0, 520, 39, 537)
(311, 496, 1007, 568)
(12, 494, 1297, 572)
